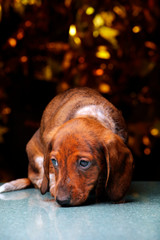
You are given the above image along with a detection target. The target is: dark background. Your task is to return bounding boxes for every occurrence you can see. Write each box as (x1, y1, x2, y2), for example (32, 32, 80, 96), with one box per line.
(0, 0, 160, 182)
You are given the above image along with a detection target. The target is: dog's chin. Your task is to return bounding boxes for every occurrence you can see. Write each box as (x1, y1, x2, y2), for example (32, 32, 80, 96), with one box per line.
(80, 189, 96, 206)
(57, 188, 96, 207)
(70, 188, 107, 207)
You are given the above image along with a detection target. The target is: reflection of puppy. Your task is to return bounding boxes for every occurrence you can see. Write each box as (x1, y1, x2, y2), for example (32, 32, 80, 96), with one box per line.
(0, 87, 134, 206)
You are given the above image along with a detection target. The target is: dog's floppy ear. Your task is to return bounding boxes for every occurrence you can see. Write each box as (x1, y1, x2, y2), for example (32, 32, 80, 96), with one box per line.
(40, 128, 58, 195)
(102, 130, 134, 202)
(40, 153, 49, 194)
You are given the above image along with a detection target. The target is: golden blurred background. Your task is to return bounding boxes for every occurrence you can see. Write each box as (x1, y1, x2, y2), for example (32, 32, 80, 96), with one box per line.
(0, 0, 160, 181)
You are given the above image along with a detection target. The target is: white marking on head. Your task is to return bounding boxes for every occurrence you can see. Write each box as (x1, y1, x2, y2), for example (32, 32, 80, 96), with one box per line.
(76, 105, 105, 120)
(75, 105, 115, 130)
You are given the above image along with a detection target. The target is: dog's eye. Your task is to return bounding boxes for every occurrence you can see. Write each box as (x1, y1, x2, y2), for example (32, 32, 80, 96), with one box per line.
(51, 158, 58, 167)
(79, 160, 90, 169)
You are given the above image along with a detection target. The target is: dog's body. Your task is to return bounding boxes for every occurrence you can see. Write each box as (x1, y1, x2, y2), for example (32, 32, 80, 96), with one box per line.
(0, 87, 133, 206)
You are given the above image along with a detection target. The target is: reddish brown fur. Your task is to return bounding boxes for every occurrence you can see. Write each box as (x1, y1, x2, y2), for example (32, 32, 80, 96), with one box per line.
(47, 118, 107, 205)
(0, 87, 134, 206)
(42, 117, 133, 205)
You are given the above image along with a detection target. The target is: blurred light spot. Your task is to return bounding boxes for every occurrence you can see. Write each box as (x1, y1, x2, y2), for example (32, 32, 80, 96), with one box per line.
(30, 0, 37, 4)
(113, 6, 126, 18)
(98, 46, 107, 51)
(132, 26, 141, 33)
(144, 148, 151, 155)
(46, 42, 69, 52)
(96, 51, 110, 59)
(99, 26, 119, 48)
(141, 86, 149, 94)
(145, 41, 157, 50)
(101, 11, 115, 27)
(93, 14, 104, 28)
(20, 56, 28, 63)
(21, 0, 40, 5)
(17, 31, 24, 40)
(21, 0, 28, 4)
(0, 127, 8, 143)
(128, 136, 135, 147)
(44, 65, 52, 81)
(69, 25, 76, 36)
(60, 82, 69, 91)
(93, 30, 99, 38)
(96, 46, 111, 59)
(62, 52, 73, 69)
(99, 83, 111, 93)
(93, 69, 104, 76)
(8, 38, 17, 47)
(74, 36, 81, 45)
(25, 20, 32, 27)
(86, 7, 95, 15)
(2, 107, 11, 115)
(142, 136, 150, 146)
(150, 128, 159, 136)
(65, 0, 72, 7)
(78, 57, 85, 64)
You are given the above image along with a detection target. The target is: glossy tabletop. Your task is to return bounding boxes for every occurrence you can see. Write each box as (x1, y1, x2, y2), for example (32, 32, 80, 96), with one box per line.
(0, 182, 160, 240)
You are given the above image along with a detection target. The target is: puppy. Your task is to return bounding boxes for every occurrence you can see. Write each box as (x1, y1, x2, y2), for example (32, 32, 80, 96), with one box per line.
(0, 87, 134, 206)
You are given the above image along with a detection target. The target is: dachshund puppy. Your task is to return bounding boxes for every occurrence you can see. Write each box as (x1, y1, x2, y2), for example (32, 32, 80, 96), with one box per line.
(0, 87, 134, 206)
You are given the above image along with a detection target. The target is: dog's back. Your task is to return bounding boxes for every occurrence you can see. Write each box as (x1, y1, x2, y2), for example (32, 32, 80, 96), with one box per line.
(41, 87, 127, 144)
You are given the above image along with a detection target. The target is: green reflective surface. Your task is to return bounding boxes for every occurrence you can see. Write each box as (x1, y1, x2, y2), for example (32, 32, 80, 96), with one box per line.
(0, 182, 160, 240)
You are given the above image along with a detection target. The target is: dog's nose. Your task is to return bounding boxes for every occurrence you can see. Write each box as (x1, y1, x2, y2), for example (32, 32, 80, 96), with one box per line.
(56, 196, 71, 206)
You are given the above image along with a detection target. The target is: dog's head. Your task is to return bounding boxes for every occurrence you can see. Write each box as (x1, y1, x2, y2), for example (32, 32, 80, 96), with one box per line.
(41, 117, 134, 206)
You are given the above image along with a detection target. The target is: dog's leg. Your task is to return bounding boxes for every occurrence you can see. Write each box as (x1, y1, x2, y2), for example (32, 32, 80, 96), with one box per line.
(0, 129, 44, 194)
(0, 178, 31, 193)
(28, 156, 44, 189)
(26, 129, 45, 190)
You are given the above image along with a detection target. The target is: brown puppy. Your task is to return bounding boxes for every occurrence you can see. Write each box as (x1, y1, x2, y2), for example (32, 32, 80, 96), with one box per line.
(0, 87, 134, 206)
